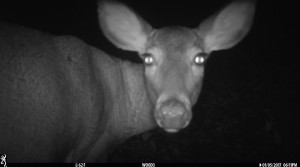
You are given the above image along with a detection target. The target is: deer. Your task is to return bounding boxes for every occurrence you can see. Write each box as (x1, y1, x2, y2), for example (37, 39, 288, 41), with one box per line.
(0, 0, 255, 162)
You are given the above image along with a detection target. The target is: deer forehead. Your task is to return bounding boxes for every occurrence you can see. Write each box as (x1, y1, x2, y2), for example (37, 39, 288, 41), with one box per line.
(146, 27, 203, 60)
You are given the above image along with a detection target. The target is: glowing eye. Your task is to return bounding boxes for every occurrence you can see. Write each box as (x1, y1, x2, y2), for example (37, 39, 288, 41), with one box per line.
(194, 53, 206, 65)
(143, 53, 154, 65)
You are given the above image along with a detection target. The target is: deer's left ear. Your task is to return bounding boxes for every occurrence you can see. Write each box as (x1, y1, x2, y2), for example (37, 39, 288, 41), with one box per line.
(98, 1, 153, 53)
(196, 1, 255, 53)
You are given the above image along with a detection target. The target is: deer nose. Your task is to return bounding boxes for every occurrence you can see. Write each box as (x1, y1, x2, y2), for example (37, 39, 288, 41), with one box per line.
(155, 98, 192, 133)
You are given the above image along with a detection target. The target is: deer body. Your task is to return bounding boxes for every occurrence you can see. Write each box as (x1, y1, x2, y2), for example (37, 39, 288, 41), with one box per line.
(0, 22, 154, 162)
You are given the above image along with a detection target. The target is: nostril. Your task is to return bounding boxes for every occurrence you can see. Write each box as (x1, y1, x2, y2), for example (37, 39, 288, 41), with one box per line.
(183, 120, 190, 128)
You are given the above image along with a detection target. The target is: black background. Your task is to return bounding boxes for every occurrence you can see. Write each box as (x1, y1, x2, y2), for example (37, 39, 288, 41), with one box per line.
(0, 0, 299, 162)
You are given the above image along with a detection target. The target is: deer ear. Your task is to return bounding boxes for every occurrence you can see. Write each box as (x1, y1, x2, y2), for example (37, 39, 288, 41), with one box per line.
(98, 1, 152, 53)
(197, 1, 255, 53)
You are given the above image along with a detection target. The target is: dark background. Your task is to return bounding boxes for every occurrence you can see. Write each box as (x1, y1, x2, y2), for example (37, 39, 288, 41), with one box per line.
(0, 0, 299, 162)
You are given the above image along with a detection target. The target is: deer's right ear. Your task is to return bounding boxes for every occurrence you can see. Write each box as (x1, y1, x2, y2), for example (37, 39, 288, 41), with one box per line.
(98, 1, 152, 53)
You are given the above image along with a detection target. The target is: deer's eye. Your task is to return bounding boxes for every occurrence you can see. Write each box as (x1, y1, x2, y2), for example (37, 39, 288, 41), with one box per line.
(142, 53, 154, 65)
(194, 53, 207, 65)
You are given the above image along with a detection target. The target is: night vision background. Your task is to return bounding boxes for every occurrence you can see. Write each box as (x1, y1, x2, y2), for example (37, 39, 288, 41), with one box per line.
(0, 0, 299, 162)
